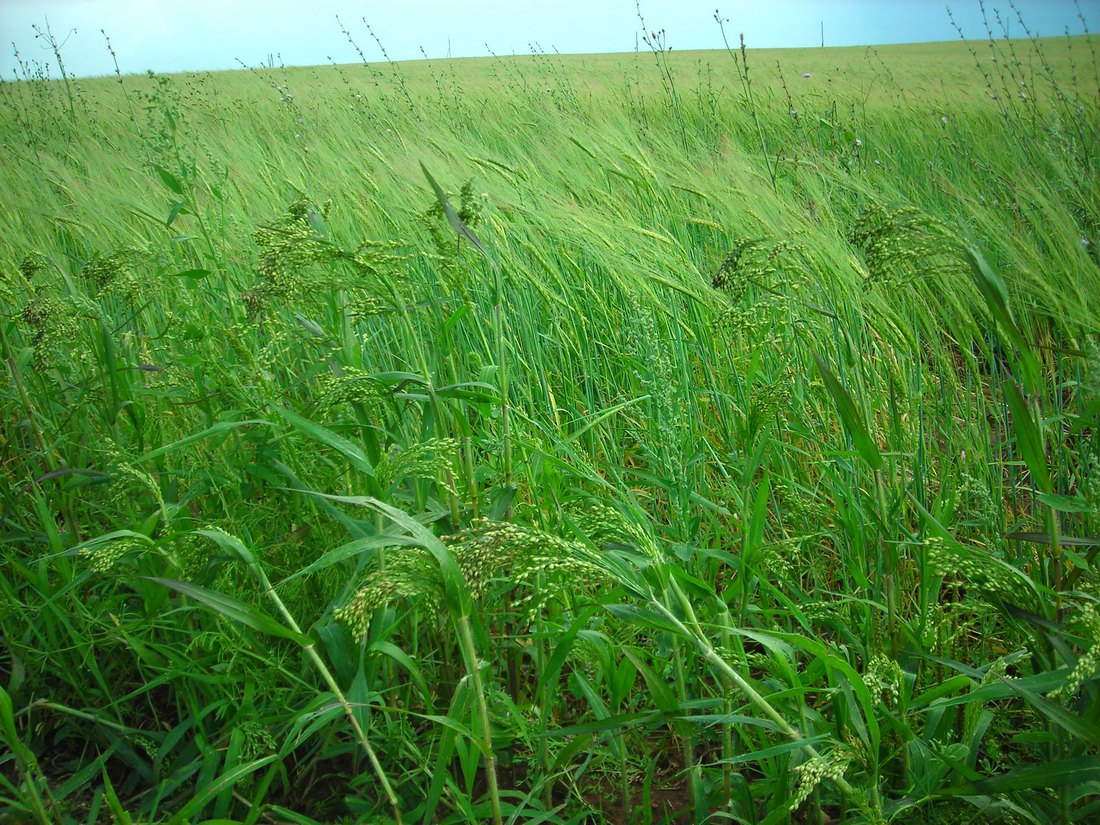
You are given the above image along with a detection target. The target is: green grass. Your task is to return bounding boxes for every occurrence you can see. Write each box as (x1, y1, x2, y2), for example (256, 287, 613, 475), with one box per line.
(1, 16, 1099, 825)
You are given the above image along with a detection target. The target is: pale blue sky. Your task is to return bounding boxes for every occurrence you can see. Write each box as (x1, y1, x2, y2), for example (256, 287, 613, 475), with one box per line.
(1, 0, 1094, 79)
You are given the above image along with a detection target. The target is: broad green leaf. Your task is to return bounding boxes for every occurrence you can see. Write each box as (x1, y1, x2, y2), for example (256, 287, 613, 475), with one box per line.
(910, 675, 973, 709)
(999, 677, 1100, 746)
(433, 382, 500, 403)
(0, 685, 18, 748)
(562, 395, 649, 443)
(966, 247, 1040, 392)
(196, 527, 257, 567)
(537, 710, 663, 739)
(169, 268, 210, 280)
(712, 734, 829, 767)
(603, 603, 682, 635)
(536, 606, 601, 699)
(676, 713, 784, 733)
(265, 807, 325, 825)
(369, 640, 431, 707)
(1007, 532, 1100, 548)
(154, 165, 184, 195)
(270, 467, 371, 539)
(357, 497, 472, 619)
(917, 669, 1069, 711)
(294, 314, 327, 339)
(69, 529, 154, 556)
(101, 764, 133, 825)
(813, 352, 883, 470)
(945, 757, 1100, 795)
(139, 420, 272, 462)
(442, 302, 470, 334)
(410, 712, 485, 754)
(275, 406, 375, 477)
(1037, 493, 1092, 513)
(53, 741, 121, 800)
(771, 630, 880, 745)
(281, 699, 343, 757)
(168, 755, 277, 824)
(622, 648, 680, 715)
(423, 679, 470, 822)
(146, 578, 310, 645)
(277, 535, 421, 584)
(1003, 381, 1051, 494)
(569, 672, 623, 759)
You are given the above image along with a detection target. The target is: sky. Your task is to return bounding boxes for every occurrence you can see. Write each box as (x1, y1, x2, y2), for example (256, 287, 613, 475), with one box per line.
(1, 0, 1094, 79)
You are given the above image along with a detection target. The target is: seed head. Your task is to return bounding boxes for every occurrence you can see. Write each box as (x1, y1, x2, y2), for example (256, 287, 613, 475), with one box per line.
(1050, 602, 1100, 698)
(789, 748, 851, 811)
(80, 535, 152, 573)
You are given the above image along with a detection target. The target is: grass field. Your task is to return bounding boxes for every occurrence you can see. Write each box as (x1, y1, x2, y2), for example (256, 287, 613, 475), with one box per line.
(1, 10, 1099, 824)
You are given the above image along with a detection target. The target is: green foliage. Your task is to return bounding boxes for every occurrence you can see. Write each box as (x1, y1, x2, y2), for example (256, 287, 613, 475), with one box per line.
(1, 15, 1099, 825)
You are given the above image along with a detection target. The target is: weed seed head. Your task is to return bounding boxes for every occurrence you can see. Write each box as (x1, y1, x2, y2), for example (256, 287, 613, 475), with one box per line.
(789, 748, 852, 811)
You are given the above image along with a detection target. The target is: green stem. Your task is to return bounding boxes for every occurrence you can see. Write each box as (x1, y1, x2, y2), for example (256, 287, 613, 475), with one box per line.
(716, 18, 777, 192)
(494, 284, 513, 522)
(256, 568, 403, 824)
(874, 468, 898, 658)
(718, 605, 734, 814)
(464, 434, 479, 521)
(1032, 392, 1063, 615)
(394, 287, 463, 523)
(536, 611, 551, 809)
(455, 613, 503, 825)
(664, 588, 701, 818)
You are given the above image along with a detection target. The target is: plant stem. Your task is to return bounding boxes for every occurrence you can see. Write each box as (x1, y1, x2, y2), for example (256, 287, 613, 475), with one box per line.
(495, 275, 513, 522)
(875, 468, 899, 658)
(456, 613, 504, 825)
(255, 568, 403, 824)
(718, 604, 735, 814)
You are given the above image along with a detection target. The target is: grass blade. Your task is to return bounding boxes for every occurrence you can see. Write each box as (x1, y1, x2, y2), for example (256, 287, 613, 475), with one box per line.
(813, 351, 883, 470)
(145, 578, 310, 645)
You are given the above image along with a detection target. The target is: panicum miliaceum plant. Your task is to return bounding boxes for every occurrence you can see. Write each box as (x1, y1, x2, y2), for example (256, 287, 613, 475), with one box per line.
(243, 198, 404, 321)
(711, 236, 808, 341)
(82, 247, 147, 305)
(335, 517, 611, 639)
(18, 253, 91, 373)
(420, 178, 485, 298)
(848, 201, 967, 289)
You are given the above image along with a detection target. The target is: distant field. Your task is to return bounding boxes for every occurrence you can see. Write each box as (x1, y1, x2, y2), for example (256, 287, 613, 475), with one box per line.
(1, 25, 1098, 825)
(379, 36, 1098, 105)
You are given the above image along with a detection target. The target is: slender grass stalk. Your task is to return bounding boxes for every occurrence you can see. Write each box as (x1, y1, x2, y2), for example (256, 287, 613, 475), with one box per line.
(494, 270, 514, 521)
(455, 613, 504, 825)
(252, 568, 404, 823)
(874, 467, 898, 658)
(718, 603, 735, 814)
(715, 12, 778, 192)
